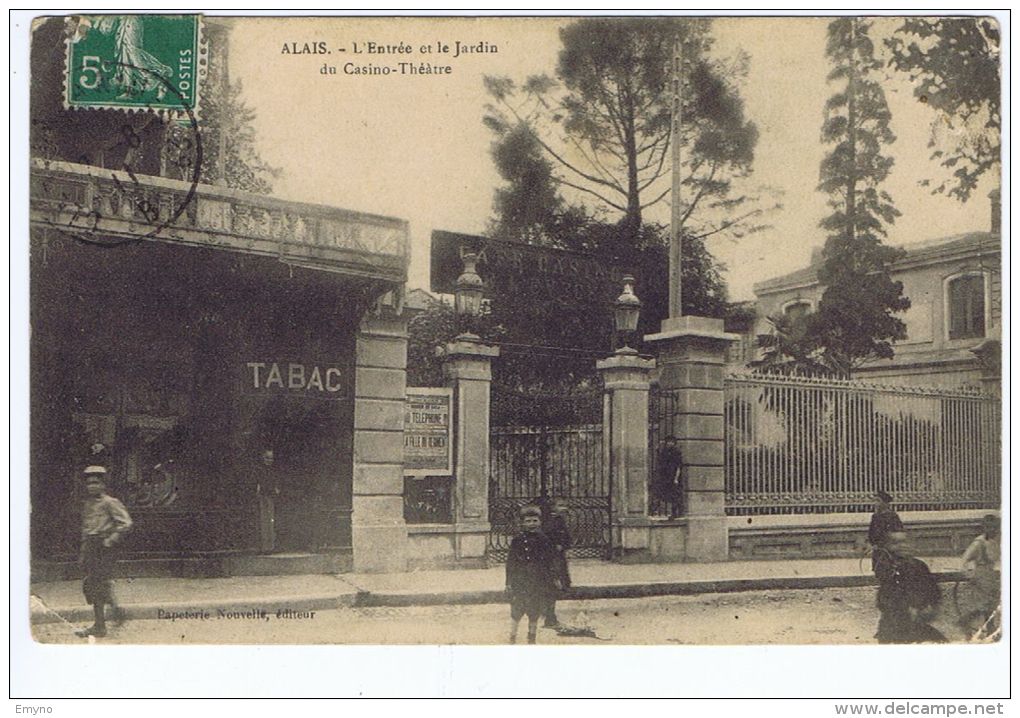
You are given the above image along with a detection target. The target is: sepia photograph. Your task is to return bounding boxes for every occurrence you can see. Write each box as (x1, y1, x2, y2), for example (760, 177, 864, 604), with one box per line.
(14, 9, 1007, 699)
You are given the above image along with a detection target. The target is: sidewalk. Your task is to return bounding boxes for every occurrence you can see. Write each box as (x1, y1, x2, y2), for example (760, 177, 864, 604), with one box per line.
(29, 556, 964, 626)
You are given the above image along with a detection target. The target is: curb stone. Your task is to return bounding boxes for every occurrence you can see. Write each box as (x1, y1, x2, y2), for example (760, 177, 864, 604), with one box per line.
(30, 569, 965, 625)
(31, 592, 360, 626)
(359, 570, 964, 607)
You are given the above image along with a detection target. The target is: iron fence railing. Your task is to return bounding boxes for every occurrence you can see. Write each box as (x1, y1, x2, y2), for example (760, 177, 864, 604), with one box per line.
(722, 373, 1001, 515)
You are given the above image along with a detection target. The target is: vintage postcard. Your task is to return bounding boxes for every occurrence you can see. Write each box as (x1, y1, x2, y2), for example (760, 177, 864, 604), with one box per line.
(21, 11, 1005, 685)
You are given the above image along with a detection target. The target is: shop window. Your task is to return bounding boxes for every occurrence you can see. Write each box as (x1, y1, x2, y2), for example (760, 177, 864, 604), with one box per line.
(68, 365, 193, 509)
(946, 273, 987, 340)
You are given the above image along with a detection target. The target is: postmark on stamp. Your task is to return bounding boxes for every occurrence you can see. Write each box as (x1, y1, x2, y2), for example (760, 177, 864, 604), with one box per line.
(64, 14, 204, 116)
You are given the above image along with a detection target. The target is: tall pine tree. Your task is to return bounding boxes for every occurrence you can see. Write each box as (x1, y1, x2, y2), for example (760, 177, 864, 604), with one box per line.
(483, 18, 766, 248)
(810, 18, 910, 377)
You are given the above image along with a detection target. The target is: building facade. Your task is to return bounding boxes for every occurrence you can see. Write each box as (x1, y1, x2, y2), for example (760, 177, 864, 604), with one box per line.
(27, 15, 430, 577)
(29, 160, 411, 574)
(743, 192, 1001, 390)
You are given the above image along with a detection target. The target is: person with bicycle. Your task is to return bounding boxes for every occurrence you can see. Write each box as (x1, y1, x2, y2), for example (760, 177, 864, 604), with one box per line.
(959, 514, 1000, 633)
(873, 531, 946, 644)
(868, 490, 903, 572)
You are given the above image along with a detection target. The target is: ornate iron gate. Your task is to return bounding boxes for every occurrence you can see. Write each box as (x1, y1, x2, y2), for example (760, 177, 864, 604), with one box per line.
(488, 423, 610, 561)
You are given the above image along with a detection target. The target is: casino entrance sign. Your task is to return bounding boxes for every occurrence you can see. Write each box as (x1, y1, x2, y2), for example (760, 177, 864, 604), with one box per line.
(430, 229, 621, 306)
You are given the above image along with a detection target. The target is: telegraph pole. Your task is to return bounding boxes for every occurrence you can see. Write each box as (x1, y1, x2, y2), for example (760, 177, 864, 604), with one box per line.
(668, 33, 684, 318)
(648, 31, 736, 565)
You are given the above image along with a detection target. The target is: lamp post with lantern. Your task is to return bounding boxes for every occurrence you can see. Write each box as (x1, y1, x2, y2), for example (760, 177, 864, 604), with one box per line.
(453, 251, 485, 341)
(442, 248, 499, 561)
(614, 274, 642, 355)
(598, 273, 655, 558)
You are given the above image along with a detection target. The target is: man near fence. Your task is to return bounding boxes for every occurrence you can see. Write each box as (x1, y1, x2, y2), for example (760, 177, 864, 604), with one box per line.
(654, 438, 685, 518)
(76, 466, 133, 638)
(868, 489, 903, 571)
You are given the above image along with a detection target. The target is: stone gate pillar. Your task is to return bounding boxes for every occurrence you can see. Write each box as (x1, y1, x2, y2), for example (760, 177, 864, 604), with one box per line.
(597, 351, 655, 558)
(646, 316, 738, 562)
(443, 338, 500, 561)
(353, 313, 410, 572)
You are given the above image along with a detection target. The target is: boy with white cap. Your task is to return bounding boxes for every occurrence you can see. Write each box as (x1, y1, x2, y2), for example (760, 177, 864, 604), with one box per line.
(76, 465, 133, 638)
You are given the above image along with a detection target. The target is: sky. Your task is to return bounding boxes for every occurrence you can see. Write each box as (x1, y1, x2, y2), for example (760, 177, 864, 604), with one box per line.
(227, 15, 997, 301)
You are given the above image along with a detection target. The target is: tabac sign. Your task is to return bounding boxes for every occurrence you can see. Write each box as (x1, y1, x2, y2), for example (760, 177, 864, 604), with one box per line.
(241, 360, 352, 400)
(403, 387, 453, 476)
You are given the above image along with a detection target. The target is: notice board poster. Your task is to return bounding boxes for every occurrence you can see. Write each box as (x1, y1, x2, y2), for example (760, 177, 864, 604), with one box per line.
(403, 387, 453, 476)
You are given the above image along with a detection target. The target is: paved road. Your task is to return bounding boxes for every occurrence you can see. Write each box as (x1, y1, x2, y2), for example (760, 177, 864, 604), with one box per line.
(32, 586, 972, 646)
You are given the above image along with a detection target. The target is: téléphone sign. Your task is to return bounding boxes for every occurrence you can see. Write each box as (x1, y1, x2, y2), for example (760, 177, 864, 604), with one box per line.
(403, 387, 453, 476)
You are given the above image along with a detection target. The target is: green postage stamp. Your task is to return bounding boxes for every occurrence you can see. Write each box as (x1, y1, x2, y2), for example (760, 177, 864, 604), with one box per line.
(64, 14, 203, 115)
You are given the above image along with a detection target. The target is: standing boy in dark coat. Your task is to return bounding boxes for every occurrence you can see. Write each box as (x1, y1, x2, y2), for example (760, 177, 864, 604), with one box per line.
(506, 504, 559, 644)
(76, 466, 133, 638)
